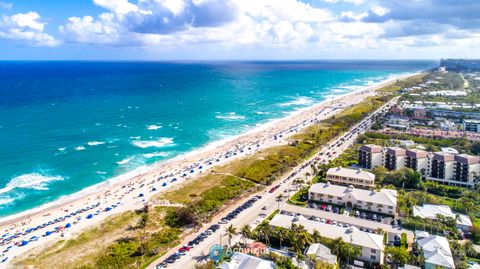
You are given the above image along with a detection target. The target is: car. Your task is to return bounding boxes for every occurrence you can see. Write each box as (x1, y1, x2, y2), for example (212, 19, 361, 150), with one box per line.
(333, 221, 337, 226)
(333, 207, 339, 214)
(354, 211, 360, 217)
(262, 205, 269, 210)
(360, 212, 366, 219)
(371, 214, 377, 221)
(326, 205, 332, 211)
(377, 215, 382, 222)
(320, 204, 326, 210)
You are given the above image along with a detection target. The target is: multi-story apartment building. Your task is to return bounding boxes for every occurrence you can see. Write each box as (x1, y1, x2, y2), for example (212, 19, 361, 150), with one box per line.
(308, 182, 397, 216)
(384, 147, 406, 170)
(429, 152, 455, 181)
(358, 144, 383, 169)
(453, 154, 480, 187)
(326, 167, 375, 189)
(357, 145, 479, 188)
(405, 149, 429, 175)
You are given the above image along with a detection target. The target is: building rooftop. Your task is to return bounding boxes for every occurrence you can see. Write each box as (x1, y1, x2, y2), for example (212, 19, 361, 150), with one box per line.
(219, 252, 277, 269)
(413, 204, 472, 227)
(326, 167, 375, 182)
(269, 214, 384, 250)
(463, 119, 480, 124)
(455, 154, 479, 165)
(433, 152, 455, 162)
(417, 234, 455, 269)
(359, 144, 383, 154)
(305, 243, 337, 265)
(309, 182, 397, 207)
(386, 147, 406, 156)
(406, 149, 428, 159)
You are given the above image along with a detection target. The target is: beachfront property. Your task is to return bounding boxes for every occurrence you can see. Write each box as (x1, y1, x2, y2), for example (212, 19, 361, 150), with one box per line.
(384, 147, 406, 170)
(413, 204, 473, 232)
(219, 252, 277, 269)
(305, 243, 338, 266)
(358, 144, 383, 169)
(325, 167, 375, 189)
(358, 145, 480, 188)
(308, 182, 397, 216)
(415, 231, 455, 269)
(269, 214, 385, 264)
(463, 119, 480, 133)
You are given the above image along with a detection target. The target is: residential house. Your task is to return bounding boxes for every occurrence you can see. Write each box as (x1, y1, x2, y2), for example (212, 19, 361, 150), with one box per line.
(305, 243, 337, 266)
(416, 232, 455, 269)
(413, 204, 473, 232)
(219, 252, 277, 269)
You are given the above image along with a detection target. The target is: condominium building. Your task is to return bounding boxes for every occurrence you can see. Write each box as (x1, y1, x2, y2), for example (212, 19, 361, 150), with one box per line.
(405, 149, 429, 175)
(429, 152, 455, 181)
(453, 154, 480, 186)
(384, 147, 406, 170)
(308, 182, 397, 216)
(358, 144, 383, 169)
(357, 145, 479, 188)
(270, 214, 385, 264)
(326, 167, 375, 189)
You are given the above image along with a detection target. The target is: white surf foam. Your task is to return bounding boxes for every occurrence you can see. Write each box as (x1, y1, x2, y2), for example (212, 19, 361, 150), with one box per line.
(143, 152, 170, 158)
(0, 198, 15, 206)
(74, 146, 86, 151)
(87, 141, 105, 146)
(116, 158, 132, 165)
(215, 112, 246, 120)
(0, 173, 64, 194)
(131, 137, 175, 149)
(57, 147, 66, 151)
(147, 125, 162, 130)
(255, 111, 271, 115)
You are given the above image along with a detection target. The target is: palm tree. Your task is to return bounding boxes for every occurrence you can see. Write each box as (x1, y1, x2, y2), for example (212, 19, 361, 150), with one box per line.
(275, 227, 287, 249)
(276, 194, 284, 210)
(256, 223, 271, 245)
(312, 229, 322, 243)
(225, 224, 237, 247)
(240, 224, 252, 246)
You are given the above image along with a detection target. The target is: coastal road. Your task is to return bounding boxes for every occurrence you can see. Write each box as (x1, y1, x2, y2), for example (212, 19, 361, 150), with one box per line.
(148, 96, 400, 269)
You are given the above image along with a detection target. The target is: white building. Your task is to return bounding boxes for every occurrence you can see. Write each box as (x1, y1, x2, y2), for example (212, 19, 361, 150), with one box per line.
(308, 182, 397, 216)
(413, 204, 473, 231)
(326, 167, 375, 189)
(219, 252, 277, 269)
(270, 214, 384, 264)
(305, 243, 337, 265)
(416, 232, 455, 269)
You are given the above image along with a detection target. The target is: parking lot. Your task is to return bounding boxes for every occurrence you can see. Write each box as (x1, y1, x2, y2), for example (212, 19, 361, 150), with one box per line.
(280, 203, 414, 243)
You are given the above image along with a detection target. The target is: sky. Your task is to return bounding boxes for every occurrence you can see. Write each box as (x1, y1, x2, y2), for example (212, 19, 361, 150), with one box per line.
(0, 0, 479, 60)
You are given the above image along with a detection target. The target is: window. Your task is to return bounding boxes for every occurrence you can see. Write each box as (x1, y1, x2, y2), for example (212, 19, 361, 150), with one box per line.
(371, 249, 376, 253)
(370, 255, 376, 260)
(388, 206, 393, 209)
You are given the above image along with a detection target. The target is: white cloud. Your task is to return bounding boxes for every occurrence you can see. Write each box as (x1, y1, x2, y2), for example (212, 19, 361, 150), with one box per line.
(93, 0, 139, 15)
(0, 12, 59, 46)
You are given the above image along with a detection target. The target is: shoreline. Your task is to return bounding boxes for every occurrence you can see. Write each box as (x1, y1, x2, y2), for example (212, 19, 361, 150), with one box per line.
(0, 72, 414, 226)
(1, 72, 419, 266)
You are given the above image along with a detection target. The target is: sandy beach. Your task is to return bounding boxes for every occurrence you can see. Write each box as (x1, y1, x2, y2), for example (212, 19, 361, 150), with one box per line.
(0, 73, 416, 267)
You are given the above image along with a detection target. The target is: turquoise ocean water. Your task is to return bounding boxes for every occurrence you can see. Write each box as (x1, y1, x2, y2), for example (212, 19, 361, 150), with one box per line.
(0, 61, 436, 217)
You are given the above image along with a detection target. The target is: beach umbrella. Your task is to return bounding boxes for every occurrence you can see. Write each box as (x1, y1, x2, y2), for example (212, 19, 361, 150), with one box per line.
(105, 207, 112, 211)
(199, 166, 203, 169)
(86, 214, 93, 219)
(138, 193, 144, 197)
(65, 223, 71, 228)
(20, 240, 28, 246)
(151, 188, 157, 191)
(162, 182, 167, 187)
(45, 231, 52, 236)
(190, 170, 194, 173)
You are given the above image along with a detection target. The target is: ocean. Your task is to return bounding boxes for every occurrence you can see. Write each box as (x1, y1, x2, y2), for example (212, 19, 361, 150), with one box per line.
(0, 60, 436, 217)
